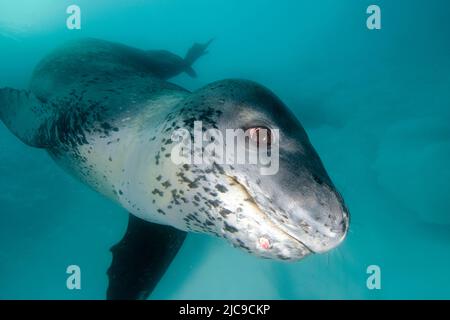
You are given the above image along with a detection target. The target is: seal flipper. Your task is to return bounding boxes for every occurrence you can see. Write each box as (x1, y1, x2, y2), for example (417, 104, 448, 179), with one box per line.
(184, 39, 213, 66)
(184, 66, 197, 78)
(0, 88, 52, 148)
(107, 213, 187, 300)
(183, 39, 213, 77)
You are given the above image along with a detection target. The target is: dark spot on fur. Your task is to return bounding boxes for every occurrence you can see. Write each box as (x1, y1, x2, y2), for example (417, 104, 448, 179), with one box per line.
(313, 174, 324, 185)
(207, 199, 221, 208)
(236, 239, 251, 251)
(152, 189, 164, 197)
(215, 184, 228, 193)
(219, 208, 232, 217)
(224, 222, 238, 233)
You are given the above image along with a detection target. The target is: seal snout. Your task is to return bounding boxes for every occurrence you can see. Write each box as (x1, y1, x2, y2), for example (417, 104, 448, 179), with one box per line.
(306, 200, 349, 254)
(269, 187, 350, 255)
(310, 202, 349, 253)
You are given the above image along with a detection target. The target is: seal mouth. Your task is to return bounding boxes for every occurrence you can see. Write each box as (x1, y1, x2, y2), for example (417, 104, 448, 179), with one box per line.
(225, 175, 315, 254)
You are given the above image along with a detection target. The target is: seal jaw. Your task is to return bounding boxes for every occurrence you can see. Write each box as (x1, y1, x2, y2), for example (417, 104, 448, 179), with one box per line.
(226, 174, 348, 257)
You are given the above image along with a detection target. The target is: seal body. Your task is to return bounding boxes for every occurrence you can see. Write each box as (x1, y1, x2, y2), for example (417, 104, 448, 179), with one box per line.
(0, 38, 350, 299)
(1, 38, 349, 262)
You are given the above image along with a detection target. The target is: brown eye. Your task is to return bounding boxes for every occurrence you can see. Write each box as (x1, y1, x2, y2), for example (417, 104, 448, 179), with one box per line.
(248, 126, 272, 147)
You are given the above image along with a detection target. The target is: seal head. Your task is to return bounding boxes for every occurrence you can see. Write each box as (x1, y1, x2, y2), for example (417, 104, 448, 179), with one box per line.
(165, 79, 349, 260)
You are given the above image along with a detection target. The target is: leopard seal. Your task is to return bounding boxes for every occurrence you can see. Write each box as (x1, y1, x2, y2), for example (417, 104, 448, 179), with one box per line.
(0, 38, 349, 299)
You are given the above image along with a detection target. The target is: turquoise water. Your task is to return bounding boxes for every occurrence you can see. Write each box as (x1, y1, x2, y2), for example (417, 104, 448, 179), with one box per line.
(0, 0, 449, 299)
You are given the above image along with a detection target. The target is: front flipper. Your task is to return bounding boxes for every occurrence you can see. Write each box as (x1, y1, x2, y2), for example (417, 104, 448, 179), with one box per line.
(107, 213, 187, 300)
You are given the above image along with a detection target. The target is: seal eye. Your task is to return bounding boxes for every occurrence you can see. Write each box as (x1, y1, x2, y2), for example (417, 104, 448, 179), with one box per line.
(248, 126, 272, 147)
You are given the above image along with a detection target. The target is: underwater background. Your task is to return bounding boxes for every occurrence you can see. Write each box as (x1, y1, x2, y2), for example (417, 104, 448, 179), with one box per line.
(0, 0, 449, 299)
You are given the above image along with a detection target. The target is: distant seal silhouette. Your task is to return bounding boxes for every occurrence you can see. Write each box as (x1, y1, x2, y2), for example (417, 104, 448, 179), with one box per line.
(0, 38, 349, 299)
